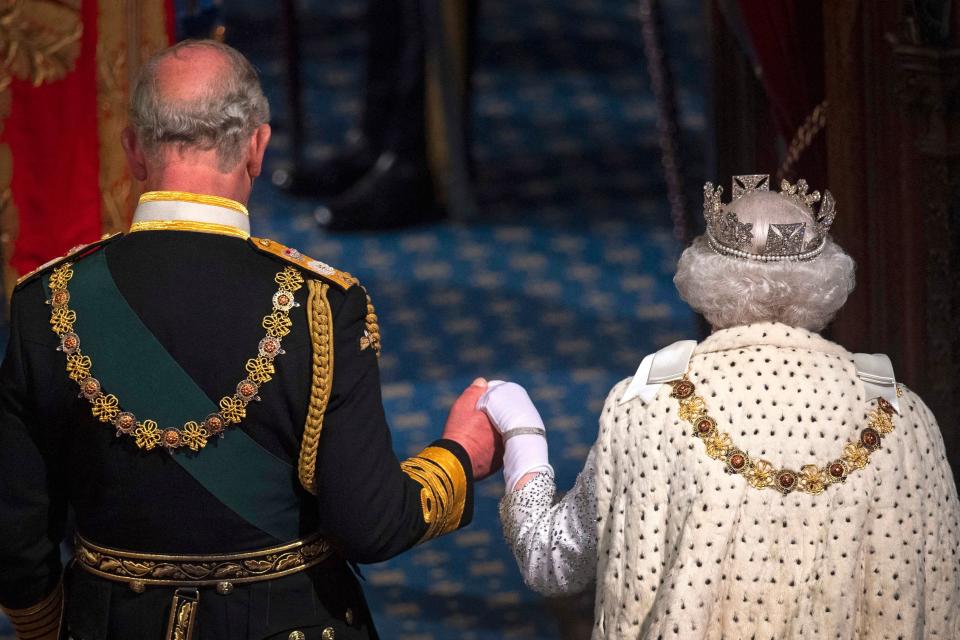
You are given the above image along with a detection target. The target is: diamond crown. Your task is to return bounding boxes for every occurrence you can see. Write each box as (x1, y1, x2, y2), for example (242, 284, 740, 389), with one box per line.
(703, 175, 837, 262)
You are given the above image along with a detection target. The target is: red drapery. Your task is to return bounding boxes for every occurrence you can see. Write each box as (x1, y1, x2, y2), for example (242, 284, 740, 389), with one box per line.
(0, 0, 174, 283)
(737, 0, 826, 185)
(5, 0, 102, 276)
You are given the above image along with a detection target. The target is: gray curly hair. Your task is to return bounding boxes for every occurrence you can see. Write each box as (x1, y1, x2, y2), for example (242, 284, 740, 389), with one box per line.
(129, 39, 270, 171)
(674, 190, 857, 332)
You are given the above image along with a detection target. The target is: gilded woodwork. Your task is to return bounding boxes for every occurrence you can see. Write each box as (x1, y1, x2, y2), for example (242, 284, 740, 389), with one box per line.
(96, 0, 169, 236)
(0, 0, 83, 294)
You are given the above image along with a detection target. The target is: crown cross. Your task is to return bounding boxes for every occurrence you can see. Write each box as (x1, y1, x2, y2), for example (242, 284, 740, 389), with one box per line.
(764, 223, 806, 255)
(732, 174, 770, 198)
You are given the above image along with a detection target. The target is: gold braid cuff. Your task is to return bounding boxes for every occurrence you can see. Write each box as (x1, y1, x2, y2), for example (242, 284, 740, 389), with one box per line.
(1, 579, 63, 640)
(400, 446, 468, 543)
(299, 280, 334, 494)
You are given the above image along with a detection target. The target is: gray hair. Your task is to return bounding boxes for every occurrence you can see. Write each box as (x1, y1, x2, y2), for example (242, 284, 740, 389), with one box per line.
(129, 40, 270, 171)
(674, 236, 856, 332)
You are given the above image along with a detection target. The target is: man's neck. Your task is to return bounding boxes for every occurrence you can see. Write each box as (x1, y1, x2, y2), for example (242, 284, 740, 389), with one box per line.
(144, 163, 252, 205)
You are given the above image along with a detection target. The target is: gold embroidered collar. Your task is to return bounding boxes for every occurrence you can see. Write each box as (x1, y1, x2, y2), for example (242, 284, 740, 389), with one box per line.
(139, 190, 248, 214)
(130, 191, 251, 240)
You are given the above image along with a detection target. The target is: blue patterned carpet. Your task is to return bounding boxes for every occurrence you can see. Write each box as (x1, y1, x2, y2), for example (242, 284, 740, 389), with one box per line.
(1, 0, 704, 638)
(266, 219, 696, 640)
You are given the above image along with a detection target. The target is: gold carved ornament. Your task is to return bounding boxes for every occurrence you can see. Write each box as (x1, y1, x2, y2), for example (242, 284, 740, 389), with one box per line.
(95, 0, 169, 235)
(669, 376, 898, 495)
(400, 446, 468, 542)
(0, 0, 83, 101)
(47, 263, 305, 453)
(297, 279, 333, 495)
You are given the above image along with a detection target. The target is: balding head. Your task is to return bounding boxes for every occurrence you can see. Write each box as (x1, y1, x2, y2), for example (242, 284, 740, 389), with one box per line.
(129, 40, 270, 171)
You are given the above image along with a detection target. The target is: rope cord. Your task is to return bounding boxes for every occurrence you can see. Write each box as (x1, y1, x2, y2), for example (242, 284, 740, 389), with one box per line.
(298, 280, 334, 494)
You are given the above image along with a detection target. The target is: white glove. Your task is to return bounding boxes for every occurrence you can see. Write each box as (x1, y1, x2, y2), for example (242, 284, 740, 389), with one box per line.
(477, 381, 553, 492)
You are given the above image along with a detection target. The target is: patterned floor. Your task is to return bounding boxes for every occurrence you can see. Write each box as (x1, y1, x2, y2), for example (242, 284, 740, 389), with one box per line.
(1, 0, 704, 638)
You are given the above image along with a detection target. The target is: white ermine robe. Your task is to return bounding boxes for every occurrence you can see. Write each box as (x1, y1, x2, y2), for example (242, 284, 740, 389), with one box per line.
(500, 322, 960, 639)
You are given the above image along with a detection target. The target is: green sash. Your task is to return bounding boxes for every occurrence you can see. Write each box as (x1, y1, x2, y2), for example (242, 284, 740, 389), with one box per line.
(45, 251, 302, 542)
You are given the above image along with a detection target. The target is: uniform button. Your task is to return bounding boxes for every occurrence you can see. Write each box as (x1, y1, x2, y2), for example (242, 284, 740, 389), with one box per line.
(216, 581, 233, 595)
(321, 627, 335, 640)
(345, 608, 355, 625)
(288, 632, 305, 640)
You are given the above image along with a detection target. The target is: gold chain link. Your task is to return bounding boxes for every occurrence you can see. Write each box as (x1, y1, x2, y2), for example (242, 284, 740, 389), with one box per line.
(668, 375, 896, 495)
(47, 263, 304, 453)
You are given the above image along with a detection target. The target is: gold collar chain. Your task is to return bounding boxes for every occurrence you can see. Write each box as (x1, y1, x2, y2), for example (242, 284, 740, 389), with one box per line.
(669, 376, 899, 495)
(47, 263, 306, 453)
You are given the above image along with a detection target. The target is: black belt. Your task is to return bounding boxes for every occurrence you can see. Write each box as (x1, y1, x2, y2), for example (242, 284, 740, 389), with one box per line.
(74, 532, 334, 640)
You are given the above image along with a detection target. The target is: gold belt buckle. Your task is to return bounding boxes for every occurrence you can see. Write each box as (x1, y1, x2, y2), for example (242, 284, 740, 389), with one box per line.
(165, 588, 199, 640)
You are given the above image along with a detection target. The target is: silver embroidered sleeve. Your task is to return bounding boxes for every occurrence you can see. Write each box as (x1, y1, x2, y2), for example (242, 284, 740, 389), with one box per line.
(498, 449, 598, 596)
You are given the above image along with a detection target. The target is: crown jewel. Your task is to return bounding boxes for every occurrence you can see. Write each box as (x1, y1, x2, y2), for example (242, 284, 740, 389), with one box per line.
(703, 175, 836, 262)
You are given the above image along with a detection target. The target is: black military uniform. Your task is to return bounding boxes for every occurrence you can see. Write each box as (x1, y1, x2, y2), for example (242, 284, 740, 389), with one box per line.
(0, 193, 473, 639)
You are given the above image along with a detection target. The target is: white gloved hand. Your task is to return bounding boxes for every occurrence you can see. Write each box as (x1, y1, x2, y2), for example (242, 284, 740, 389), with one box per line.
(477, 381, 553, 492)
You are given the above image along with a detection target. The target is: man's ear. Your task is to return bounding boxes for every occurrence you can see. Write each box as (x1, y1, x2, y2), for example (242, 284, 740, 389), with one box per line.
(246, 123, 271, 179)
(121, 127, 148, 181)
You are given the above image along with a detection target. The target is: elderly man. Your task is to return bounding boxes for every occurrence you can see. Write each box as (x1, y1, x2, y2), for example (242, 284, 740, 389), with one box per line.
(0, 40, 498, 640)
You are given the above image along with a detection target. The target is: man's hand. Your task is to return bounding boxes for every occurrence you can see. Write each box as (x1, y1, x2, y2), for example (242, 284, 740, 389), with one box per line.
(441, 378, 504, 481)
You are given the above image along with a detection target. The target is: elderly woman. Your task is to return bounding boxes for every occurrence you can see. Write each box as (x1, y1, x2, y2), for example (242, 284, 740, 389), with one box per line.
(479, 175, 960, 639)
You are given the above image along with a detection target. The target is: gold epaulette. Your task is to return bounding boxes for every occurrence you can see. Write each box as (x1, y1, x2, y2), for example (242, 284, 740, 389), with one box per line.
(248, 237, 357, 290)
(14, 233, 123, 291)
